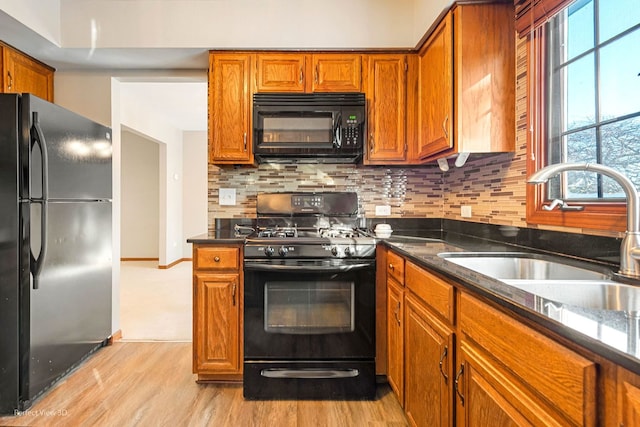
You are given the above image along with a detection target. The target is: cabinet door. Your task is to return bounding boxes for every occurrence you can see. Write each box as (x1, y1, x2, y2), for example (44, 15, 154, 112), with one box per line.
(457, 340, 539, 427)
(364, 55, 407, 164)
(2, 45, 54, 102)
(194, 273, 242, 374)
(618, 368, 640, 427)
(405, 293, 453, 427)
(311, 54, 361, 92)
(387, 278, 404, 404)
(255, 54, 306, 92)
(209, 53, 253, 164)
(416, 13, 453, 160)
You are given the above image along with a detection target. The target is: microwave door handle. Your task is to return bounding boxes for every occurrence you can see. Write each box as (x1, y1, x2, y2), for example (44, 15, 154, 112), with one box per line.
(334, 113, 342, 148)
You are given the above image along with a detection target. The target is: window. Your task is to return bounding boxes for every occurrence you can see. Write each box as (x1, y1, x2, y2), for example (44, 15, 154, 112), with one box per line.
(527, 0, 640, 231)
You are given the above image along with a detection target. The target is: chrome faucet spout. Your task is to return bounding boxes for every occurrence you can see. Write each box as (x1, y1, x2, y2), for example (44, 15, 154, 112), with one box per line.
(528, 163, 640, 278)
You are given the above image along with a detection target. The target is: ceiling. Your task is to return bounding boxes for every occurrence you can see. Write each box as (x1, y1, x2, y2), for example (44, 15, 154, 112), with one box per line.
(0, 0, 450, 134)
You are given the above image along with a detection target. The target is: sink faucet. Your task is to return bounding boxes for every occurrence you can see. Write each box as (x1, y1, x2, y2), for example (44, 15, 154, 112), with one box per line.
(528, 163, 640, 279)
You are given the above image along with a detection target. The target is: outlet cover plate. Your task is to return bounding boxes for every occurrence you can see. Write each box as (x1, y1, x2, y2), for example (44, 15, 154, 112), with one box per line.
(219, 188, 236, 206)
(375, 205, 391, 216)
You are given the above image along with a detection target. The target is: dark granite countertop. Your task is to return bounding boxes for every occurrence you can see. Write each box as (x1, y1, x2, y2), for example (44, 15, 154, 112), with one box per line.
(382, 234, 640, 376)
(187, 217, 639, 374)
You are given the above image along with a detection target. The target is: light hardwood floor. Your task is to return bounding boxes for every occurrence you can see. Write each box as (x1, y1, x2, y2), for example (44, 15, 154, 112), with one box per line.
(0, 342, 408, 426)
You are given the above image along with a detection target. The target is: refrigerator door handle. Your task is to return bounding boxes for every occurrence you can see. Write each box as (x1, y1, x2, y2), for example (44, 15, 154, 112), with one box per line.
(29, 112, 49, 290)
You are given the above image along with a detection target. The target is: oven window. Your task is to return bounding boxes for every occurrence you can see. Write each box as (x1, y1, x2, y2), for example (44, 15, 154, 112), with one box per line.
(264, 281, 355, 334)
(260, 113, 333, 144)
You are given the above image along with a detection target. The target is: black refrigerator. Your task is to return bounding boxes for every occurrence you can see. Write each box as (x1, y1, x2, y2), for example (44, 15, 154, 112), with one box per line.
(0, 93, 112, 414)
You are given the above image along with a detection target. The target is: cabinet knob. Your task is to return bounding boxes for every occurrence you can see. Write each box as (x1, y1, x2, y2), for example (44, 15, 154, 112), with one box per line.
(214, 256, 220, 262)
(389, 263, 394, 270)
(7, 71, 13, 91)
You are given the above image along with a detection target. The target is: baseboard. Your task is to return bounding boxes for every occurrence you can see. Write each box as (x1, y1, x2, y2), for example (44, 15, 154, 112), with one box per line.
(107, 330, 123, 345)
(158, 258, 192, 269)
(121, 257, 159, 262)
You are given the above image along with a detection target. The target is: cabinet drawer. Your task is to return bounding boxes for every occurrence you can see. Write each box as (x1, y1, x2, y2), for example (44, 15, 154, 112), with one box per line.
(405, 261, 454, 324)
(460, 293, 596, 426)
(195, 247, 240, 270)
(387, 251, 405, 285)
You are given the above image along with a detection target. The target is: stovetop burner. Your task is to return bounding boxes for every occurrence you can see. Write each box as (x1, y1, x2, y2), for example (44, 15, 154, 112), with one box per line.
(246, 192, 375, 260)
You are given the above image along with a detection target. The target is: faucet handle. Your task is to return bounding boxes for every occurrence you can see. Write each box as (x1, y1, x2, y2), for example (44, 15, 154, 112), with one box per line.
(543, 199, 584, 211)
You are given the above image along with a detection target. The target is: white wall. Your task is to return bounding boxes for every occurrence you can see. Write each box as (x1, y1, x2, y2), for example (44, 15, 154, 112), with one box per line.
(0, 0, 60, 43)
(121, 130, 159, 258)
(182, 131, 208, 258)
(59, 0, 417, 49)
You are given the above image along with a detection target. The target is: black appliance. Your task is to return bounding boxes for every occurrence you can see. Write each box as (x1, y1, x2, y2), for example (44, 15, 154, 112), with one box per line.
(243, 192, 376, 400)
(253, 93, 366, 163)
(0, 93, 112, 414)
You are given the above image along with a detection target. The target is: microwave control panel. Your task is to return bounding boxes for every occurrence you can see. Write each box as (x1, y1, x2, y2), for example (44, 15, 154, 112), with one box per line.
(342, 108, 365, 147)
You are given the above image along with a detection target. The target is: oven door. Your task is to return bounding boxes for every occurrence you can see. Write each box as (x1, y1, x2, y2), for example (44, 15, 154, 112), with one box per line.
(243, 259, 375, 360)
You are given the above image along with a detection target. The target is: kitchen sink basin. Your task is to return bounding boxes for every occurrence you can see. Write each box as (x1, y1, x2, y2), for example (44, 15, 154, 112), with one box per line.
(503, 279, 640, 314)
(437, 252, 640, 313)
(438, 252, 610, 281)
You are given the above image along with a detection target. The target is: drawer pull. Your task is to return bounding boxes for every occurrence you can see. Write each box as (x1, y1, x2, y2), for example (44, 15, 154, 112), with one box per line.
(214, 256, 220, 262)
(389, 263, 394, 271)
(439, 346, 448, 382)
(455, 363, 465, 405)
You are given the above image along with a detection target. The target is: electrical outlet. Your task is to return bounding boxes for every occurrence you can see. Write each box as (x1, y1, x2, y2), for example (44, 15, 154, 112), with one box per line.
(461, 205, 472, 218)
(219, 188, 236, 206)
(375, 205, 391, 216)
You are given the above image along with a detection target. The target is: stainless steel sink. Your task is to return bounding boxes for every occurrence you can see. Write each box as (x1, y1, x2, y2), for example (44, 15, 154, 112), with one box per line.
(503, 279, 640, 314)
(438, 252, 610, 281)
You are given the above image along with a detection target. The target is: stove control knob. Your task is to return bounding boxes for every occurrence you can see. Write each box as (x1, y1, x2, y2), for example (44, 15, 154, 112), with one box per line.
(331, 246, 340, 256)
(344, 246, 354, 257)
(278, 246, 289, 256)
(264, 246, 275, 257)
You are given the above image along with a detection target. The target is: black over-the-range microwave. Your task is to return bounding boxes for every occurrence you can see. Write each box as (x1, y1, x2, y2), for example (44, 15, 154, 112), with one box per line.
(253, 92, 366, 163)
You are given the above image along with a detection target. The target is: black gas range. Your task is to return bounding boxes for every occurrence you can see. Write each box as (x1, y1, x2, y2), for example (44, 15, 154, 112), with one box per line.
(243, 192, 377, 400)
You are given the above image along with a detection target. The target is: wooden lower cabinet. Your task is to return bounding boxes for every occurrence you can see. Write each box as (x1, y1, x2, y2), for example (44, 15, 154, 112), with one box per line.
(404, 293, 453, 427)
(382, 249, 617, 427)
(192, 244, 243, 381)
(619, 367, 640, 427)
(387, 277, 404, 403)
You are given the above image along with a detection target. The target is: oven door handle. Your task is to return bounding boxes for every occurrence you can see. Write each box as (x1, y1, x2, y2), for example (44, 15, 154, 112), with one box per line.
(261, 368, 359, 379)
(244, 262, 374, 273)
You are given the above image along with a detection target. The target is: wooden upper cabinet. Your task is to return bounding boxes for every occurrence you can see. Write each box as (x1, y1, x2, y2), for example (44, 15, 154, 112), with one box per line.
(311, 54, 361, 92)
(1, 42, 54, 102)
(255, 54, 305, 92)
(417, 15, 453, 161)
(363, 54, 409, 164)
(255, 53, 361, 93)
(415, 3, 515, 163)
(209, 53, 254, 164)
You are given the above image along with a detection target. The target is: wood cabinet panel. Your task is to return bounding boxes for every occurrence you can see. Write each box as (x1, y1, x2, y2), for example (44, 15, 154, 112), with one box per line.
(194, 273, 241, 374)
(255, 54, 305, 92)
(387, 250, 405, 285)
(417, 15, 453, 160)
(387, 277, 404, 404)
(194, 247, 239, 270)
(192, 243, 243, 381)
(405, 261, 454, 324)
(415, 3, 515, 163)
(311, 54, 361, 92)
(405, 293, 453, 427)
(363, 54, 407, 164)
(618, 368, 640, 427)
(458, 339, 559, 426)
(460, 293, 596, 426)
(209, 53, 253, 164)
(1, 42, 54, 102)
